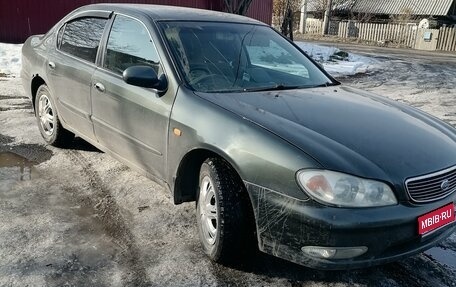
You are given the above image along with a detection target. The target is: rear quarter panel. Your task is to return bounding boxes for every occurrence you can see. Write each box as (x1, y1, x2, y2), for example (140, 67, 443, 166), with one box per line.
(21, 33, 53, 102)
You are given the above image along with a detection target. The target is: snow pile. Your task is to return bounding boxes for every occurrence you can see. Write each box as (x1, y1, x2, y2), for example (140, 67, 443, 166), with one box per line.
(296, 42, 378, 77)
(0, 43, 22, 77)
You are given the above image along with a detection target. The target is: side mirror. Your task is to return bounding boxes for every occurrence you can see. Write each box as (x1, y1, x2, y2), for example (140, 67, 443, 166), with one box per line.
(123, 65, 168, 94)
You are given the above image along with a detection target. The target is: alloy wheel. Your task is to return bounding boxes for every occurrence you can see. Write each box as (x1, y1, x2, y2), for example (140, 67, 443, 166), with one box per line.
(38, 93, 54, 136)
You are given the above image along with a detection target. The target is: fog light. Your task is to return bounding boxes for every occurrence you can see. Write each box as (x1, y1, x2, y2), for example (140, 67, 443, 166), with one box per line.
(301, 246, 368, 259)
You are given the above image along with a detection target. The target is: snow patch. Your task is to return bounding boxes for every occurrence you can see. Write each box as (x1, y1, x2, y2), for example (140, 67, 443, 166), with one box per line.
(295, 42, 379, 78)
(0, 43, 22, 77)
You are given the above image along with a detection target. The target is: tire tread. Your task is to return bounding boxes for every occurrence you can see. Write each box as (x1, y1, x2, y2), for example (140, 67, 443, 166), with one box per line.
(200, 157, 255, 264)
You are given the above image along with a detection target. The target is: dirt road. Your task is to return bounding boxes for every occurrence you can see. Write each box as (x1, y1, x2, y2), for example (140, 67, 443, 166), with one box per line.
(1, 46, 456, 286)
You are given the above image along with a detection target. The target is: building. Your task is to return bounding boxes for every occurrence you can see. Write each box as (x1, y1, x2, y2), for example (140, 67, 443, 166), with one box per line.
(349, 0, 456, 19)
(0, 0, 273, 43)
(305, 0, 456, 23)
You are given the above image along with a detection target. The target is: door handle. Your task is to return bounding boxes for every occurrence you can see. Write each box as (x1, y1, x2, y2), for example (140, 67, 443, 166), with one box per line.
(94, 83, 105, 93)
(48, 61, 56, 69)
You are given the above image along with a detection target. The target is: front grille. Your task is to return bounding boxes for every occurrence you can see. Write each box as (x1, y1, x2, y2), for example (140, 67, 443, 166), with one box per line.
(406, 166, 456, 203)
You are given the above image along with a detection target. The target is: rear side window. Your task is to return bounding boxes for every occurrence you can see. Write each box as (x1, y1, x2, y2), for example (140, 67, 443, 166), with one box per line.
(60, 17, 107, 63)
(104, 14, 161, 75)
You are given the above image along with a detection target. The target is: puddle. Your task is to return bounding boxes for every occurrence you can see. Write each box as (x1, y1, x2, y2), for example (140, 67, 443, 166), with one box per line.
(0, 152, 37, 192)
(425, 247, 456, 271)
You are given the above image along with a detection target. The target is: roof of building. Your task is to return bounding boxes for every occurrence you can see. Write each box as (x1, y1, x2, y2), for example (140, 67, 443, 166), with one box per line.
(351, 0, 455, 16)
(307, 0, 455, 16)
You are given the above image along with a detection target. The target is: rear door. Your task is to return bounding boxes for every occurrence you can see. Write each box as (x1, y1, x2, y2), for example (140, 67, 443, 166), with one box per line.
(47, 13, 110, 140)
(91, 14, 173, 178)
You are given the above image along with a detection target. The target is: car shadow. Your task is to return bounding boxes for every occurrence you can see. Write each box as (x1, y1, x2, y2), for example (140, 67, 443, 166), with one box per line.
(61, 137, 102, 153)
(212, 249, 398, 286)
(55, 136, 104, 153)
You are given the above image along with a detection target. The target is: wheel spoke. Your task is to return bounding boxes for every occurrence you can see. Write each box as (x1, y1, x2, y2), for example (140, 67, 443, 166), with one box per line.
(201, 181, 209, 198)
(199, 176, 218, 245)
(45, 113, 54, 122)
(207, 222, 217, 238)
(201, 214, 210, 238)
(38, 105, 43, 117)
(205, 203, 217, 217)
(44, 120, 52, 131)
(44, 99, 51, 112)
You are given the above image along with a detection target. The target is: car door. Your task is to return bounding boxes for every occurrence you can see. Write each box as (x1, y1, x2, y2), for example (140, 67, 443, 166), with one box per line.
(91, 14, 173, 179)
(47, 13, 110, 140)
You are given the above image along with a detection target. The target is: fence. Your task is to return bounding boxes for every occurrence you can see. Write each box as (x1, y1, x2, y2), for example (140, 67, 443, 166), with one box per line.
(338, 22, 417, 48)
(437, 26, 456, 52)
(303, 18, 456, 52)
(305, 18, 323, 34)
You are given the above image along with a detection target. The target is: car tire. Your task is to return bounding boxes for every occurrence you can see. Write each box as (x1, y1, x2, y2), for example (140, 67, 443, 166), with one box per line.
(197, 157, 254, 264)
(35, 84, 74, 147)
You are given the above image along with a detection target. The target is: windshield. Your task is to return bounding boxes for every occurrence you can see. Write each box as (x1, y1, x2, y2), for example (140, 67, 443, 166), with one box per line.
(159, 21, 335, 93)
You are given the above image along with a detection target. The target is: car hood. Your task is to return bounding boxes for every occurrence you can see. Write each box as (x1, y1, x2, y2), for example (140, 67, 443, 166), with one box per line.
(195, 86, 456, 188)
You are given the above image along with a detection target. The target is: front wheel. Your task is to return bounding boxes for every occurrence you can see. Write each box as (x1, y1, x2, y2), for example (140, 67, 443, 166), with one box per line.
(196, 158, 254, 264)
(35, 84, 74, 147)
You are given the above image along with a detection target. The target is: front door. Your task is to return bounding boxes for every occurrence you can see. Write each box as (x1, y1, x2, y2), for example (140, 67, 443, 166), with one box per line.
(91, 14, 173, 179)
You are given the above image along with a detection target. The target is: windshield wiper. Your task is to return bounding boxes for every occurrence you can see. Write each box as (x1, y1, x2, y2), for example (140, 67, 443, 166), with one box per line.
(310, 82, 338, 88)
(241, 82, 339, 92)
(204, 82, 339, 93)
(242, 84, 301, 92)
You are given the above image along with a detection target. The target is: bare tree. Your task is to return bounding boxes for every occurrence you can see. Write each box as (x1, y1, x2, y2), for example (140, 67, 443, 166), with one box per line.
(223, 0, 254, 15)
(349, 11, 374, 23)
(322, 0, 333, 34)
(274, 0, 301, 39)
(308, 0, 355, 19)
(389, 8, 419, 23)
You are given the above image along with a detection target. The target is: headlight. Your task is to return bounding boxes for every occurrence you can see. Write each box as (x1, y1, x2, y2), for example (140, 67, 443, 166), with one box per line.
(297, 170, 397, 207)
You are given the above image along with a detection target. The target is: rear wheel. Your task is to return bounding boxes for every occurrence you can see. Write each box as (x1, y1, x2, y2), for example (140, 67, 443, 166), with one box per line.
(35, 84, 74, 147)
(197, 158, 254, 264)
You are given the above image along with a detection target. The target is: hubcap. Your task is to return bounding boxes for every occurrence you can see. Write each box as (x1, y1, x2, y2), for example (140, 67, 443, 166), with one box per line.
(199, 176, 218, 245)
(38, 93, 54, 136)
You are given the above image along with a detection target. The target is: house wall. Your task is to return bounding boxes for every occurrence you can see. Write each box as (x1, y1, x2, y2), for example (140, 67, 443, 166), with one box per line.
(450, 1, 456, 18)
(0, 0, 272, 43)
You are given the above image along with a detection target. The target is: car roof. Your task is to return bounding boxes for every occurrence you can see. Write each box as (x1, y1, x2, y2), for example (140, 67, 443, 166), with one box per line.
(80, 3, 265, 25)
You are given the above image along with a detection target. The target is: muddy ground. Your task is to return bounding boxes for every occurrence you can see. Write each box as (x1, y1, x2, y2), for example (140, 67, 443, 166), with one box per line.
(1, 47, 456, 286)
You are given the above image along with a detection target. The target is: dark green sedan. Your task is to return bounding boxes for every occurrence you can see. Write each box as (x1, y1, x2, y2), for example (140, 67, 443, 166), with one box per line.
(21, 4, 456, 269)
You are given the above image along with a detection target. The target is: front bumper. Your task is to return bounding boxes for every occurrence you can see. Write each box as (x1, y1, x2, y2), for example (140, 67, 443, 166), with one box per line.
(245, 181, 456, 270)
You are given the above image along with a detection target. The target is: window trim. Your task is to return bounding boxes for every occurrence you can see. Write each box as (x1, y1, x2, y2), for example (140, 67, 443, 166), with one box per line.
(55, 12, 111, 66)
(56, 24, 66, 50)
(100, 12, 166, 78)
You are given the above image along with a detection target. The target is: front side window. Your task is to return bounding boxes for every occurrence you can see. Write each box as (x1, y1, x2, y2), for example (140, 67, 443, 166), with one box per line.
(60, 17, 107, 63)
(104, 15, 161, 75)
(160, 22, 333, 93)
